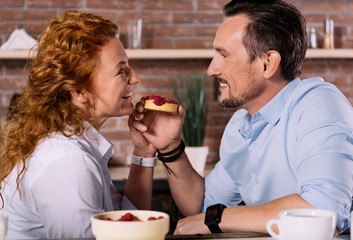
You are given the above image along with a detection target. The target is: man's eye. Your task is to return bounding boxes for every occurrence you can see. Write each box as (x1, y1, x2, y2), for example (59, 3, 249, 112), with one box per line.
(218, 52, 226, 58)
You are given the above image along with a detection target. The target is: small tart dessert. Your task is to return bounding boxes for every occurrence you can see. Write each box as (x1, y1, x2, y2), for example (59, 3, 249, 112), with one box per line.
(144, 95, 178, 114)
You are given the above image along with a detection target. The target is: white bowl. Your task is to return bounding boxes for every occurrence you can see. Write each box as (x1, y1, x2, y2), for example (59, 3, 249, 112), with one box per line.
(91, 210, 170, 240)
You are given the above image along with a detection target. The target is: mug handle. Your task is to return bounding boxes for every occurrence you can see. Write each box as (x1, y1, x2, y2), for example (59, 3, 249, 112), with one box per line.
(266, 219, 281, 239)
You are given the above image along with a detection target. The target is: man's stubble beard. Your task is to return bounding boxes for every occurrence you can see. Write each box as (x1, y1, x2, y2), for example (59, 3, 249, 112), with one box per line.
(218, 78, 264, 109)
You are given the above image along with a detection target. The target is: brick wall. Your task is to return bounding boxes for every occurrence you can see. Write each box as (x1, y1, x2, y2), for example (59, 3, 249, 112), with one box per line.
(0, 0, 353, 165)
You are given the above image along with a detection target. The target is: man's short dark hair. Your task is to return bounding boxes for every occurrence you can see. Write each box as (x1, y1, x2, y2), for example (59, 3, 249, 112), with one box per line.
(224, 0, 308, 80)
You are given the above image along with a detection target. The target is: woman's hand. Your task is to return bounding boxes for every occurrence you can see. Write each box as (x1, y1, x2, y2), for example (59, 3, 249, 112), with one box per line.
(131, 97, 185, 152)
(128, 114, 156, 157)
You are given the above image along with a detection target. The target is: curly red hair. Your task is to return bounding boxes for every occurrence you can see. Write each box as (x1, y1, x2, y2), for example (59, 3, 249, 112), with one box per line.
(0, 10, 119, 206)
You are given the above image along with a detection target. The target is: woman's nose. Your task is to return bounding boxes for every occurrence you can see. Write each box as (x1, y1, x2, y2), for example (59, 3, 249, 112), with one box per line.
(129, 68, 140, 85)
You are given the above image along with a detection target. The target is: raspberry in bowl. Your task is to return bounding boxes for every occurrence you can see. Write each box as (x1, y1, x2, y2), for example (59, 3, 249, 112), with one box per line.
(91, 210, 169, 240)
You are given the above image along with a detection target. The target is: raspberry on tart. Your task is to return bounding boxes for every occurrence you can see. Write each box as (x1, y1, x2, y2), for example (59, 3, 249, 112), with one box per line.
(144, 95, 178, 114)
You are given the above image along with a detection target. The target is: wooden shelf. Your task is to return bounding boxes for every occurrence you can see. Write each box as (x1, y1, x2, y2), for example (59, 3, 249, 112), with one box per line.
(127, 49, 215, 59)
(0, 49, 216, 60)
(0, 50, 34, 60)
(305, 48, 353, 59)
(1, 48, 353, 60)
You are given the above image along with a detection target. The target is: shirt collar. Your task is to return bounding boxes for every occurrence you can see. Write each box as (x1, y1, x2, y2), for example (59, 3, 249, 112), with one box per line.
(81, 122, 114, 166)
(258, 78, 300, 126)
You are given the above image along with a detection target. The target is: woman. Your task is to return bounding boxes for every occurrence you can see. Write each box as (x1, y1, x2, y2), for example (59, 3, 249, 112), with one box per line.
(0, 11, 156, 239)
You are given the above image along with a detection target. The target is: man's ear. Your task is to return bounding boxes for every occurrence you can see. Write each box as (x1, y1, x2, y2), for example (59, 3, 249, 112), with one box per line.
(262, 50, 281, 79)
(70, 88, 89, 103)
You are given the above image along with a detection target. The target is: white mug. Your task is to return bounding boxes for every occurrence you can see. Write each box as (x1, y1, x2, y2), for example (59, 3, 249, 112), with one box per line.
(266, 209, 336, 240)
(0, 213, 8, 240)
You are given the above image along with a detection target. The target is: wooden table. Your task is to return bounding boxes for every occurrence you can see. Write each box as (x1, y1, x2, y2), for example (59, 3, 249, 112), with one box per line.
(165, 232, 350, 239)
(27, 233, 350, 240)
(109, 163, 213, 181)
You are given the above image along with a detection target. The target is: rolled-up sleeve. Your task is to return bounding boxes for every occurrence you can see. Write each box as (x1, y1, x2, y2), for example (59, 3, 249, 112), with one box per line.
(203, 161, 242, 212)
(294, 87, 353, 231)
(298, 152, 353, 231)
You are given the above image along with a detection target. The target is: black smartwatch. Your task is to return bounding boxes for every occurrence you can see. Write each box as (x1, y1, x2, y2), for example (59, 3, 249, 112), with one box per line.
(204, 203, 227, 233)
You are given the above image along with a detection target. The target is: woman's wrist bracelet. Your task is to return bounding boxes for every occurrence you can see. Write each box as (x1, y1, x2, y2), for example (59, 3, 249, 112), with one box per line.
(130, 154, 156, 167)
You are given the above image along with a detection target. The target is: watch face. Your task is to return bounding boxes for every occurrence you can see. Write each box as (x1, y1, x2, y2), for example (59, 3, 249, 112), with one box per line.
(205, 204, 222, 223)
(205, 204, 227, 233)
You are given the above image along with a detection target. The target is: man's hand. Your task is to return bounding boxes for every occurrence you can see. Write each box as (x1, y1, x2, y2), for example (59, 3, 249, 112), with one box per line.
(173, 212, 210, 235)
(132, 97, 185, 152)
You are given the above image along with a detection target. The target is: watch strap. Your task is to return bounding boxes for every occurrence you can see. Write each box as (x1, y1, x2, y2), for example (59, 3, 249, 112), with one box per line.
(207, 220, 223, 233)
(130, 154, 156, 167)
(204, 203, 227, 233)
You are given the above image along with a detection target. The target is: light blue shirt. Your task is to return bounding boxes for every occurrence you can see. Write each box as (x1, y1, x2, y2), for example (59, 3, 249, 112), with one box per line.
(204, 77, 353, 231)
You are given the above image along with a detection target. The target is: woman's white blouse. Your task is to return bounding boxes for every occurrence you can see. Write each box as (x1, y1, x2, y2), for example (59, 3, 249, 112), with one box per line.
(1, 125, 135, 239)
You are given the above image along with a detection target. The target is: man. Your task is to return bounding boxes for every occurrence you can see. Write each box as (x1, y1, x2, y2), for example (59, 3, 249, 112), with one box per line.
(132, 0, 353, 235)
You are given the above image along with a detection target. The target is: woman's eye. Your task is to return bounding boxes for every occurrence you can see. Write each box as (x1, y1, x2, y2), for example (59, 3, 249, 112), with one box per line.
(117, 68, 125, 75)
